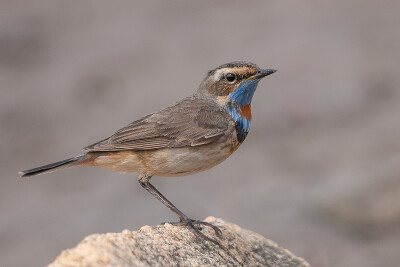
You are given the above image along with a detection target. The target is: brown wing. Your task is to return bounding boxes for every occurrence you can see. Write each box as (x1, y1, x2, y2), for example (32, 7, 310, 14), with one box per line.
(84, 95, 230, 152)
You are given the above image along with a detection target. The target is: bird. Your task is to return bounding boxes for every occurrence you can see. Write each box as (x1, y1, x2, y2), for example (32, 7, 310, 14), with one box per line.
(19, 61, 276, 245)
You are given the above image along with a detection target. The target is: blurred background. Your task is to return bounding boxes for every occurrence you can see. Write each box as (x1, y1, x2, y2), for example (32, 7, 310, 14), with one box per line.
(1, 1, 400, 266)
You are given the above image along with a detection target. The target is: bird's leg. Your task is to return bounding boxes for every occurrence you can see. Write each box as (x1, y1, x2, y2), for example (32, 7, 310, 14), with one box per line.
(138, 174, 222, 245)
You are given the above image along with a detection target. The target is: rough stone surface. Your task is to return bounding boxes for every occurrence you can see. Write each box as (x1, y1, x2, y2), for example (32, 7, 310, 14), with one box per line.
(49, 217, 309, 267)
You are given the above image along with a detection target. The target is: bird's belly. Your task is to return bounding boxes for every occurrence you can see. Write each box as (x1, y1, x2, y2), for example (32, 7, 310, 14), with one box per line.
(143, 142, 238, 177)
(90, 135, 240, 177)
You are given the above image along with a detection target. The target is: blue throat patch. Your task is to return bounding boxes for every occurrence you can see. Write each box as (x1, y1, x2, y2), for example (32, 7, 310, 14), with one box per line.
(227, 79, 260, 143)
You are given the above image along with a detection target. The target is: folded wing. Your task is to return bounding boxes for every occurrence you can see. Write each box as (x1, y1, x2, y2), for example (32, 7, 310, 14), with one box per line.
(84, 95, 230, 152)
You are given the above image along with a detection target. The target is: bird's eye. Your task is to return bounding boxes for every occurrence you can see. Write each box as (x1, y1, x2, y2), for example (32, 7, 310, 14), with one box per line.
(225, 73, 236, 82)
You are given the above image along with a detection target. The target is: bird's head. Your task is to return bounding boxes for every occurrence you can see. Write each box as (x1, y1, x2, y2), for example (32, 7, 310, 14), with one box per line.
(199, 61, 276, 142)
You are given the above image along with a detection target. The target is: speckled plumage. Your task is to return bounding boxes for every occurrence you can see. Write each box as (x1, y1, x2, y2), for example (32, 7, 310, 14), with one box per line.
(20, 61, 276, 245)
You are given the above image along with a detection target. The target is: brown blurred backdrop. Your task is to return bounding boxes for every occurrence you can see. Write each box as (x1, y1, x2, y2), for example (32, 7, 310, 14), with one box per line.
(1, 1, 400, 266)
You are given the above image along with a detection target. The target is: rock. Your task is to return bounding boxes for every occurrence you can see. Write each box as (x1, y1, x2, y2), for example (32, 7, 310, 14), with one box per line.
(49, 217, 309, 267)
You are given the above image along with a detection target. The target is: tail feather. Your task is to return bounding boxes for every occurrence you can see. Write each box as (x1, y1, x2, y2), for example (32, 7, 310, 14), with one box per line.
(19, 154, 86, 177)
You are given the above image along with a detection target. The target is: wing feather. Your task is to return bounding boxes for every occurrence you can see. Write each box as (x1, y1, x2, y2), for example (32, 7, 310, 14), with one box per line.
(84, 95, 230, 152)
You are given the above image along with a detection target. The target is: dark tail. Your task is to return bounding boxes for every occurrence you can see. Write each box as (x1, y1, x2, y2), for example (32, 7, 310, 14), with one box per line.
(19, 154, 87, 177)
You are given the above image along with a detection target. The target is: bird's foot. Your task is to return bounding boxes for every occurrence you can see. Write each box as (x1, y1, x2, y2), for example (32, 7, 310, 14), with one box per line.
(162, 218, 222, 245)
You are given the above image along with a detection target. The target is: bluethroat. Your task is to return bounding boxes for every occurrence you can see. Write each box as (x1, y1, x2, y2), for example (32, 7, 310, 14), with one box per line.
(20, 61, 276, 245)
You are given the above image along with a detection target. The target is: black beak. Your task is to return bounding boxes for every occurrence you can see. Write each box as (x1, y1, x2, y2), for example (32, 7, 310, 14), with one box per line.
(251, 69, 277, 79)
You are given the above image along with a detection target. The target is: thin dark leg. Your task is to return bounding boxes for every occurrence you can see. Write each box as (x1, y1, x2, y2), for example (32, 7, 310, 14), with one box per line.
(138, 175, 221, 245)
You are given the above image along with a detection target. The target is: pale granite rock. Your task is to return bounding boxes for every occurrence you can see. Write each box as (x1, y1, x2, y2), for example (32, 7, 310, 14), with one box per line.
(49, 217, 309, 267)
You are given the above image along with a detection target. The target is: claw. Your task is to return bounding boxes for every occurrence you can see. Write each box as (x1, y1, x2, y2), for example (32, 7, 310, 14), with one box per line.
(162, 218, 222, 245)
(189, 220, 222, 237)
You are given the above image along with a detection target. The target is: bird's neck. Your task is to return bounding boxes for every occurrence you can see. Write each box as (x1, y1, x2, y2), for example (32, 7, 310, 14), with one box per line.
(226, 79, 259, 143)
(227, 102, 252, 143)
